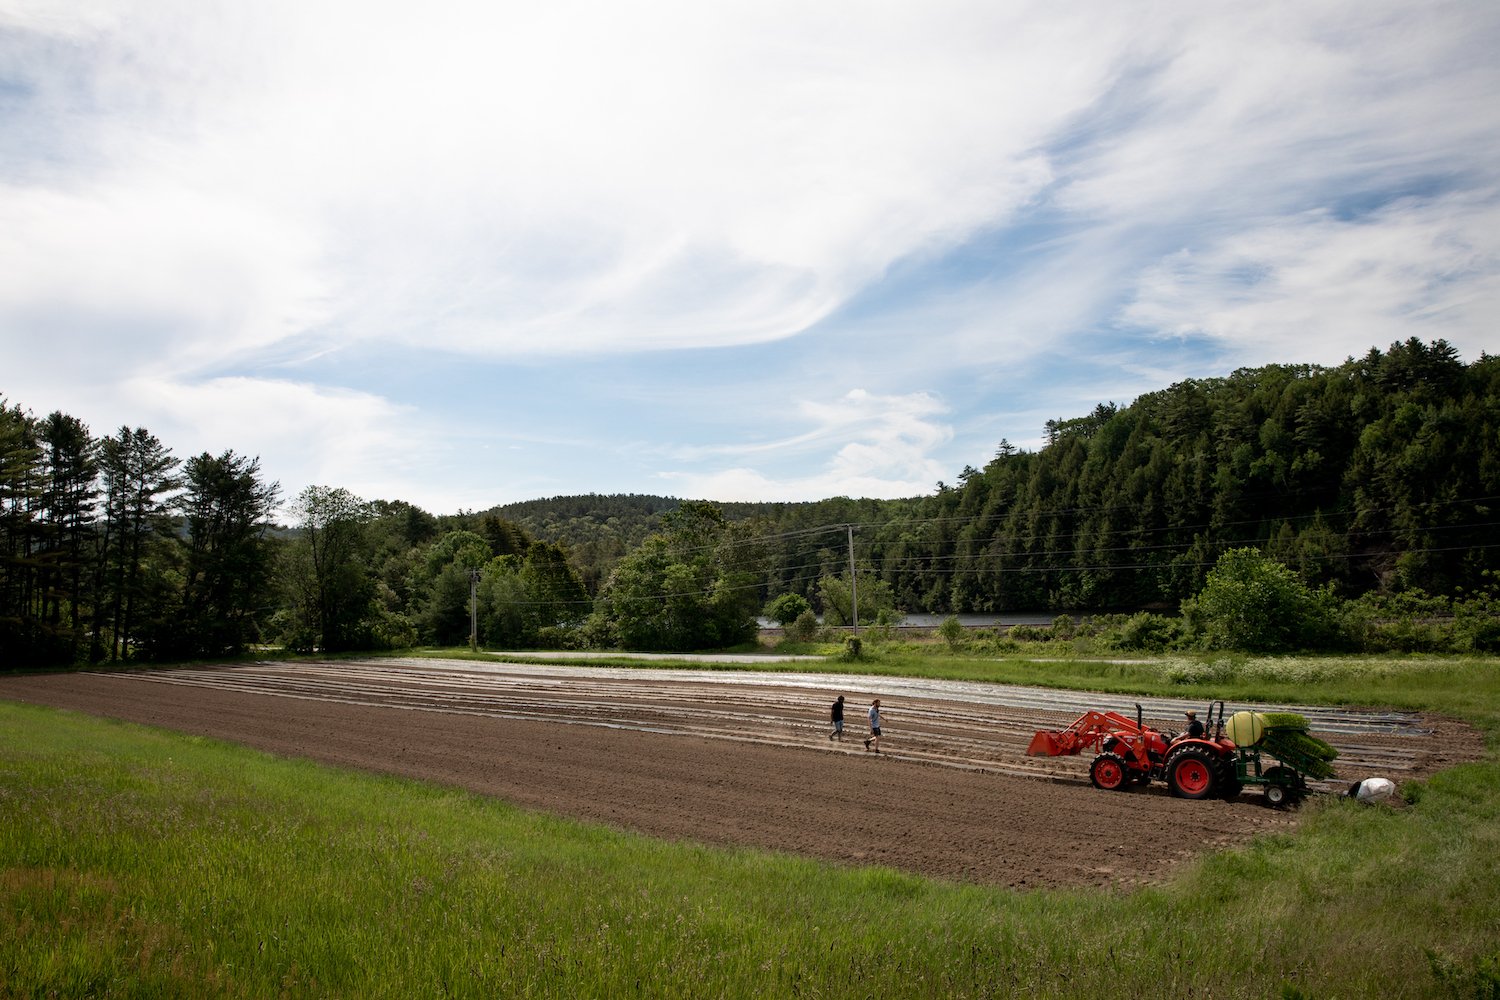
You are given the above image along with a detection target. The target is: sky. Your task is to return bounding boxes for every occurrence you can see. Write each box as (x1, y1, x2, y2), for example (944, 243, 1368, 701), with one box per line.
(3, 1, 1499, 516)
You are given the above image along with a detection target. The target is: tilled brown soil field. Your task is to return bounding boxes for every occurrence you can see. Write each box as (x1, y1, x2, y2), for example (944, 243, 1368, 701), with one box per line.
(1, 658, 1483, 889)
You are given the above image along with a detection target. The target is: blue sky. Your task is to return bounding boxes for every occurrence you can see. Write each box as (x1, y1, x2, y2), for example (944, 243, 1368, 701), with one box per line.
(3, 1, 1498, 515)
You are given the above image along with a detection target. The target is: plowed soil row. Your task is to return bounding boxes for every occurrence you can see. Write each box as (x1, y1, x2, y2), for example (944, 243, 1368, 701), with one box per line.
(1, 659, 1482, 889)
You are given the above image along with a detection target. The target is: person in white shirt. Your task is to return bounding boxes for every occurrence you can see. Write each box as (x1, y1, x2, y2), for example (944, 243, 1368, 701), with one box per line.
(864, 698, 883, 753)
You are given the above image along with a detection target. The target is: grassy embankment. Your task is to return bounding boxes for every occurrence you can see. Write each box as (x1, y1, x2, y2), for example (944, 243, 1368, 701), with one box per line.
(3, 653, 1498, 999)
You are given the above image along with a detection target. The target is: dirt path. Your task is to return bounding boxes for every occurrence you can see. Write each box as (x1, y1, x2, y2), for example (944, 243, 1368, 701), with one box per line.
(1, 659, 1482, 889)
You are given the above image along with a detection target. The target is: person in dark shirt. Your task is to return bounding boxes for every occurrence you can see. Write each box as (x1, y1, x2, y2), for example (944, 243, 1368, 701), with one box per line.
(1184, 710, 1205, 739)
(829, 695, 845, 741)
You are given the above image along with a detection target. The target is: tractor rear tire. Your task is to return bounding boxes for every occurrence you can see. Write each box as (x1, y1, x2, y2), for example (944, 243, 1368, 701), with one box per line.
(1166, 747, 1219, 800)
(1218, 760, 1244, 800)
(1090, 752, 1129, 791)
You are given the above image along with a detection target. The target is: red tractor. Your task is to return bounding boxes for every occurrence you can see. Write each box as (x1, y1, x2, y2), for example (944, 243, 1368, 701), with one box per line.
(1027, 702, 1246, 800)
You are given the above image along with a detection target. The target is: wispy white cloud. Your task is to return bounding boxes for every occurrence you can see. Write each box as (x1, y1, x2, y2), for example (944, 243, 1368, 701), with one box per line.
(1057, 6, 1499, 223)
(0, 179, 328, 372)
(658, 389, 951, 500)
(2, 0, 1117, 363)
(121, 374, 450, 509)
(1122, 192, 1500, 365)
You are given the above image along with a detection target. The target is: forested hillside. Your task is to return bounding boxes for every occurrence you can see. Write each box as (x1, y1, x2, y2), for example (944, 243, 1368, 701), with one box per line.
(3, 338, 1495, 664)
(857, 337, 1499, 613)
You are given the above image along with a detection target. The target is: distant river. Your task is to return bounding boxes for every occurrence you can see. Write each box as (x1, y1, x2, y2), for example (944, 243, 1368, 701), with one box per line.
(757, 612, 1067, 629)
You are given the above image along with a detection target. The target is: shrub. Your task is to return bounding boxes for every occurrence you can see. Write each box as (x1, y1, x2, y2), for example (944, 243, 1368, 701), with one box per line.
(1341, 589, 1457, 653)
(1007, 624, 1048, 643)
(269, 609, 319, 654)
(371, 610, 417, 650)
(534, 625, 581, 650)
(579, 612, 619, 650)
(1453, 587, 1500, 652)
(1106, 612, 1183, 652)
(936, 615, 965, 649)
(763, 592, 812, 627)
(864, 608, 902, 644)
(1186, 549, 1340, 652)
(785, 609, 819, 643)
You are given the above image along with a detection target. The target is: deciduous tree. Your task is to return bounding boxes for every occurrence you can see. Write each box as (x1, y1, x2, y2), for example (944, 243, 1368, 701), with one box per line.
(283, 486, 374, 652)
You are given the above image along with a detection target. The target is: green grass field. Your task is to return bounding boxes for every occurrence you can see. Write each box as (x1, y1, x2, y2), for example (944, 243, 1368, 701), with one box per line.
(4, 654, 1498, 998)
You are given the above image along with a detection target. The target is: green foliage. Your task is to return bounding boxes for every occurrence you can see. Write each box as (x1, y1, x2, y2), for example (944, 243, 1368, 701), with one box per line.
(415, 531, 494, 645)
(594, 502, 764, 651)
(162, 450, 280, 659)
(1185, 548, 1340, 652)
(936, 614, 965, 649)
(805, 341, 1495, 616)
(423, 529, 491, 575)
(1095, 611, 1184, 652)
(1260, 712, 1310, 729)
(1426, 949, 1500, 999)
(763, 591, 812, 626)
(280, 485, 379, 652)
(1453, 579, 1500, 653)
(2, 406, 289, 667)
(818, 572, 898, 627)
(1340, 581, 1500, 654)
(479, 493, 680, 592)
(785, 608, 819, 643)
(472, 543, 590, 648)
(93, 425, 183, 662)
(419, 563, 478, 646)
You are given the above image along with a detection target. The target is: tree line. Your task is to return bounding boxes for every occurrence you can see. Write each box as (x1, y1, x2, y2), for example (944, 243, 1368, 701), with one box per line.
(4, 338, 1496, 666)
(874, 337, 1498, 613)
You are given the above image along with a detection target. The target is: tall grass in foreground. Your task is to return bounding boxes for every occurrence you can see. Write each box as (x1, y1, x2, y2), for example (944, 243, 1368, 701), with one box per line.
(3, 702, 1498, 999)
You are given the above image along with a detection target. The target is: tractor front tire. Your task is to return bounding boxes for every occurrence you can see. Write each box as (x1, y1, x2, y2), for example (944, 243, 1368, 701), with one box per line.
(1090, 752, 1129, 791)
(1166, 747, 1219, 800)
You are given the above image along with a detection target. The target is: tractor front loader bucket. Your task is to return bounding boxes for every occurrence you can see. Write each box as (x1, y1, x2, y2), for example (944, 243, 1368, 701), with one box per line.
(1027, 730, 1071, 757)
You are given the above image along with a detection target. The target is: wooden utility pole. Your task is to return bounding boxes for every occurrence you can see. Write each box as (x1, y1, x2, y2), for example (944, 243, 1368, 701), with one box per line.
(468, 568, 481, 651)
(847, 524, 858, 634)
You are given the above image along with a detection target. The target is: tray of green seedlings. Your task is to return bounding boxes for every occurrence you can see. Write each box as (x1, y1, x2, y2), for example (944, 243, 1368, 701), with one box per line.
(1258, 712, 1339, 779)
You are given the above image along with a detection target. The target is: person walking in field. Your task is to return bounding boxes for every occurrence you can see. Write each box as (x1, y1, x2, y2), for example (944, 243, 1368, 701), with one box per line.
(864, 698, 883, 753)
(829, 695, 845, 741)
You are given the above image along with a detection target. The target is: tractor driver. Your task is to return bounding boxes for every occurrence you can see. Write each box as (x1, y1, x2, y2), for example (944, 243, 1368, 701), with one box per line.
(1184, 710, 1205, 740)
